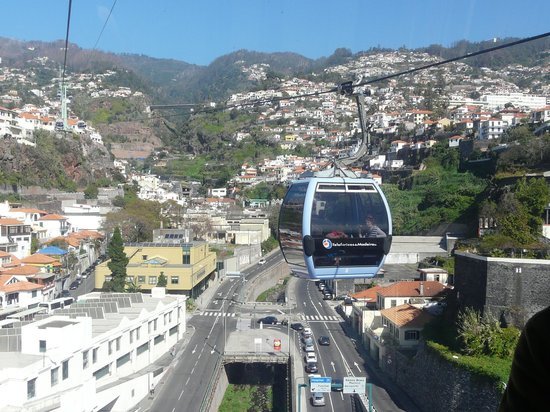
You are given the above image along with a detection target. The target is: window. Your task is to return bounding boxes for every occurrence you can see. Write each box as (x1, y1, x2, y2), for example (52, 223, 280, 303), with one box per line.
(83, 350, 89, 369)
(93, 347, 98, 363)
(137, 342, 149, 356)
(169, 311, 172, 323)
(391, 299, 397, 307)
(135, 326, 140, 340)
(108, 340, 114, 355)
(27, 378, 36, 399)
(32, 290, 37, 298)
(149, 276, 157, 285)
(142, 255, 148, 260)
(116, 337, 121, 351)
(154, 319, 158, 331)
(62, 360, 69, 380)
(148, 321, 153, 333)
(130, 329, 135, 344)
(171, 276, 179, 284)
(182, 247, 191, 265)
(405, 330, 420, 340)
(39, 340, 46, 353)
(51, 367, 59, 386)
(137, 276, 145, 283)
(117, 353, 131, 368)
(164, 313, 168, 325)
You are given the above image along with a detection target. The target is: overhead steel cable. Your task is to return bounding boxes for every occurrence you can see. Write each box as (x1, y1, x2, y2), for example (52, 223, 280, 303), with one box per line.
(61, 0, 73, 86)
(92, 0, 119, 50)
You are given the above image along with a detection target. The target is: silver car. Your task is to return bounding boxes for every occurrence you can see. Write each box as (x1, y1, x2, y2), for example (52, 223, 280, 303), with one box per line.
(311, 392, 326, 406)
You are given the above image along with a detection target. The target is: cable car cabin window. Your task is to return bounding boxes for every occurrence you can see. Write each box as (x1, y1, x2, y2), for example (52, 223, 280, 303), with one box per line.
(310, 184, 389, 269)
(278, 182, 308, 268)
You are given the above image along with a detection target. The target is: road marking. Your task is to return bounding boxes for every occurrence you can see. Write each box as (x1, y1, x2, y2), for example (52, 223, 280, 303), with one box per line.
(192, 344, 197, 354)
(178, 389, 185, 400)
(354, 361, 361, 372)
(331, 361, 336, 372)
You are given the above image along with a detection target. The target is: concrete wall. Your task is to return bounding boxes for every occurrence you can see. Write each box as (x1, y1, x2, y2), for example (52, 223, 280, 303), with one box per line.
(244, 261, 289, 302)
(379, 343, 502, 412)
(454, 252, 550, 328)
(207, 362, 229, 412)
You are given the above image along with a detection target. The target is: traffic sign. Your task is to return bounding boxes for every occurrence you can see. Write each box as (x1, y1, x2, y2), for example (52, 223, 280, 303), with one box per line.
(343, 377, 366, 394)
(310, 376, 331, 393)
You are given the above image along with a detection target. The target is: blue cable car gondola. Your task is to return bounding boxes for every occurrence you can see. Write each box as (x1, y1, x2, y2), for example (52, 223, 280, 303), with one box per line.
(278, 176, 392, 280)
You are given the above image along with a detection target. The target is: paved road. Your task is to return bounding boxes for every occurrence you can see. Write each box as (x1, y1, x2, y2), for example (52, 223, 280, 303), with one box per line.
(290, 278, 420, 412)
(147, 253, 281, 412)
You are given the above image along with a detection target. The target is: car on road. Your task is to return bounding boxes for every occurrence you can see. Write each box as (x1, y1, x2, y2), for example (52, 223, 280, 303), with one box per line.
(304, 342, 315, 352)
(318, 336, 330, 346)
(311, 392, 326, 407)
(305, 362, 318, 373)
(60, 290, 70, 297)
(258, 258, 266, 265)
(318, 283, 326, 291)
(331, 378, 344, 392)
(258, 316, 278, 325)
(323, 292, 333, 300)
(69, 281, 79, 290)
(303, 336, 314, 346)
(305, 352, 317, 363)
(291, 322, 304, 331)
(302, 327, 313, 338)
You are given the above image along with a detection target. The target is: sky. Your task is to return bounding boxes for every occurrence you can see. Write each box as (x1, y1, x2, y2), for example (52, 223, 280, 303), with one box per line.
(0, 0, 549, 66)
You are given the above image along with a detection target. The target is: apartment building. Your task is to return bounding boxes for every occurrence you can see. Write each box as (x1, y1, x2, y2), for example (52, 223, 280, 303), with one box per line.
(94, 242, 216, 296)
(0, 291, 186, 411)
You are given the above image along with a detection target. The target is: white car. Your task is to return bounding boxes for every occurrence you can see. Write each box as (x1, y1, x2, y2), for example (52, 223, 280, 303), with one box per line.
(305, 352, 317, 363)
(258, 258, 266, 265)
(311, 392, 326, 407)
(302, 327, 313, 338)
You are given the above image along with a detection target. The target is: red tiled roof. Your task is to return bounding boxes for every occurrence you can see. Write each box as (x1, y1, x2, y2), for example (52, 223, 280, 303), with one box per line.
(377, 281, 448, 298)
(351, 285, 383, 301)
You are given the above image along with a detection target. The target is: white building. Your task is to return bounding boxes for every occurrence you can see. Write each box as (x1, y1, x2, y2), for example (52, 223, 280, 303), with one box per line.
(0, 290, 186, 412)
(62, 204, 105, 232)
(0, 218, 32, 259)
(37, 214, 70, 239)
(480, 93, 546, 110)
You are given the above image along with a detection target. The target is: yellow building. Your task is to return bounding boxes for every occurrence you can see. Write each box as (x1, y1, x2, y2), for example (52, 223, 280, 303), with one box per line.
(95, 242, 216, 296)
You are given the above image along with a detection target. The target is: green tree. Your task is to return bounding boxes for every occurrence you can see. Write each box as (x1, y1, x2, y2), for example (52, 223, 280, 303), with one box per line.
(84, 183, 99, 199)
(106, 227, 129, 292)
(157, 273, 168, 287)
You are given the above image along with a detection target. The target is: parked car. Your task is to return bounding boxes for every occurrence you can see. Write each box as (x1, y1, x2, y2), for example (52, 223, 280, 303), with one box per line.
(323, 292, 333, 300)
(258, 316, 278, 325)
(318, 336, 330, 346)
(291, 322, 304, 331)
(305, 362, 318, 373)
(61, 290, 71, 297)
(311, 392, 326, 407)
(302, 327, 313, 338)
(318, 283, 326, 291)
(331, 378, 344, 392)
(69, 281, 79, 290)
(303, 336, 314, 346)
(304, 342, 315, 352)
(305, 352, 317, 363)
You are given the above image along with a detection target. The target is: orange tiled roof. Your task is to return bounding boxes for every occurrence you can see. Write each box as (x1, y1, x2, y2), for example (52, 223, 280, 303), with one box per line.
(377, 281, 448, 298)
(381, 304, 433, 328)
(0, 275, 43, 292)
(20, 254, 59, 264)
(0, 218, 24, 226)
(38, 214, 67, 221)
(2, 266, 40, 276)
(0, 251, 11, 258)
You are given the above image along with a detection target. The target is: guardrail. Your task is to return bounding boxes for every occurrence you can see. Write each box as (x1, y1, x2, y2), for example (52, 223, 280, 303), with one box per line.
(199, 354, 224, 412)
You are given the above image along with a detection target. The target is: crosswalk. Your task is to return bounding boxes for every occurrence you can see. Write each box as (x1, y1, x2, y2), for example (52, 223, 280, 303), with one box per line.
(196, 311, 340, 322)
(198, 311, 237, 317)
(299, 314, 340, 322)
